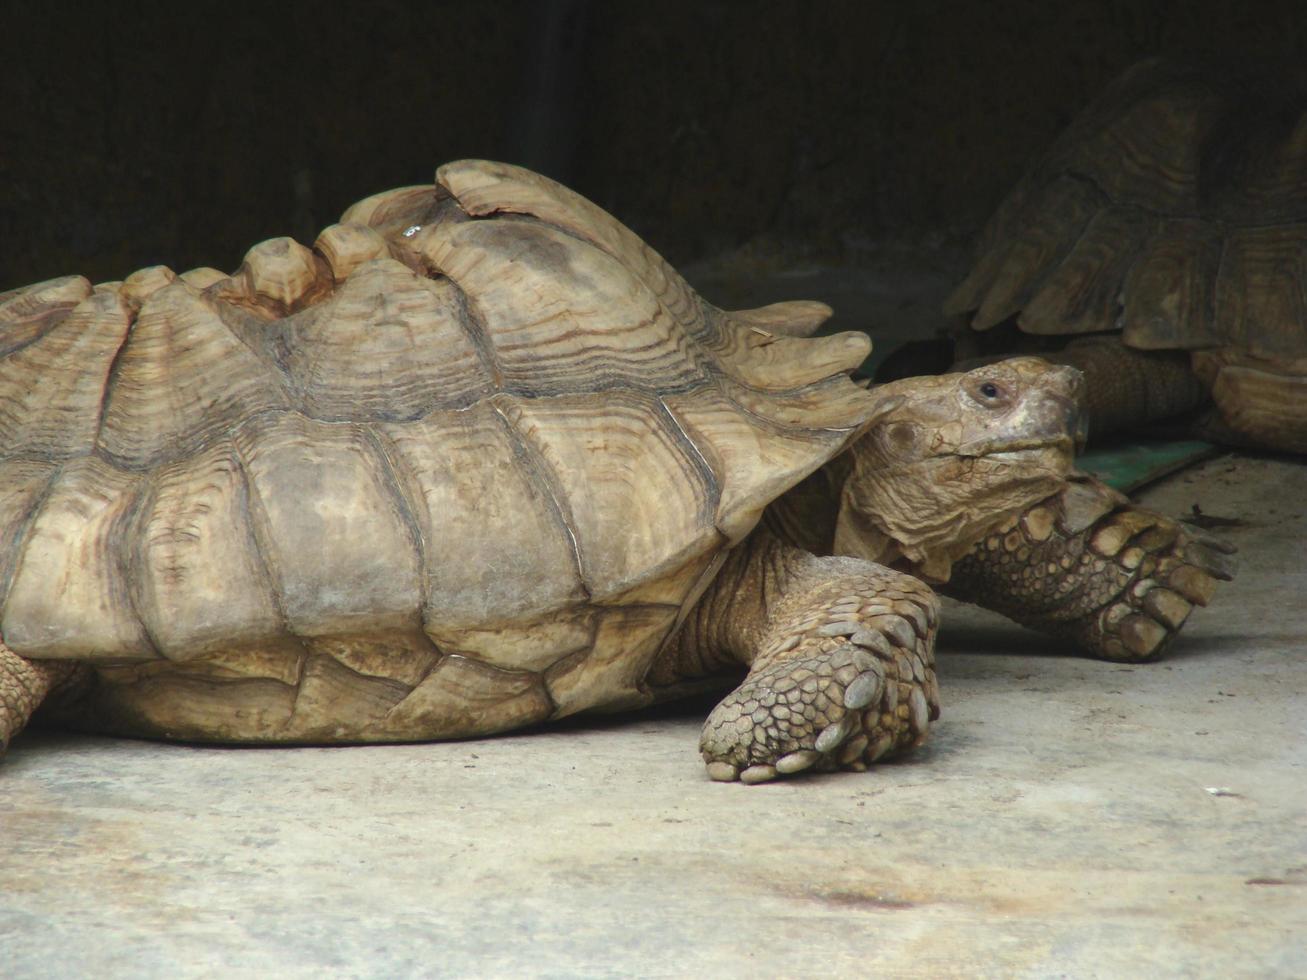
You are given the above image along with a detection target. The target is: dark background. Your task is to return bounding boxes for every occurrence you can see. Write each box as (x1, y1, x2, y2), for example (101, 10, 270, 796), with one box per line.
(4, 0, 1307, 292)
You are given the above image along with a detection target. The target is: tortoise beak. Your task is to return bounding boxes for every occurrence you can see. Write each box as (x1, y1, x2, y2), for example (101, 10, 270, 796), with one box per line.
(1055, 363, 1089, 453)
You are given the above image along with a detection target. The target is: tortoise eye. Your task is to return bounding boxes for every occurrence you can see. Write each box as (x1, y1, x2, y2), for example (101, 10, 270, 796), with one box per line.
(979, 382, 1000, 399)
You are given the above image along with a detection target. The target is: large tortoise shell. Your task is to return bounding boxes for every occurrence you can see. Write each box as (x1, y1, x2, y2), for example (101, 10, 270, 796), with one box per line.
(0, 160, 872, 740)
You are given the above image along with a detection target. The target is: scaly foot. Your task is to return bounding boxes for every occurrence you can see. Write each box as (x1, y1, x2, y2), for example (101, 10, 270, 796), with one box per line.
(700, 561, 939, 783)
(1, 642, 80, 754)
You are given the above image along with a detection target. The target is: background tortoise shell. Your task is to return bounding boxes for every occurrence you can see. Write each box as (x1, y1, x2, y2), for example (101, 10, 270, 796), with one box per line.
(0, 160, 872, 741)
(946, 58, 1307, 450)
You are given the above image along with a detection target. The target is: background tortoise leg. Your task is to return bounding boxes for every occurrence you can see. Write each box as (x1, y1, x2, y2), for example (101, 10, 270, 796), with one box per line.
(1192, 348, 1307, 454)
(0, 642, 82, 753)
(662, 531, 940, 784)
(1040, 340, 1208, 441)
(943, 474, 1236, 662)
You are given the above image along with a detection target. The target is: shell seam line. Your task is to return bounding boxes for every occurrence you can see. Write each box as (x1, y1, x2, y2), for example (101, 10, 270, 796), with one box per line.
(116, 471, 164, 660)
(422, 262, 506, 390)
(0, 460, 65, 622)
(489, 397, 591, 601)
(360, 425, 434, 636)
(0, 297, 83, 360)
(89, 296, 138, 457)
(228, 433, 311, 661)
(656, 397, 723, 530)
(201, 291, 301, 400)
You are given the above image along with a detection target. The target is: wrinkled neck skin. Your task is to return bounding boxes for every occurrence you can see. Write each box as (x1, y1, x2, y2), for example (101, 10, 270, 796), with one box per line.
(830, 441, 1070, 583)
(766, 358, 1082, 583)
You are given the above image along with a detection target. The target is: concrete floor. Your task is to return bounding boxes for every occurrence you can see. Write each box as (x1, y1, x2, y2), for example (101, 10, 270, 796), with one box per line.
(2, 451, 1303, 978)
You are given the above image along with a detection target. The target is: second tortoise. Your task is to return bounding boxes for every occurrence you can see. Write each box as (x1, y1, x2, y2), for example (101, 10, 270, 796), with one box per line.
(948, 58, 1307, 452)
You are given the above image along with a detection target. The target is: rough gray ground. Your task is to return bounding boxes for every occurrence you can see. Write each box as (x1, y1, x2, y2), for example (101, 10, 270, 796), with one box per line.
(1, 453, 1304, 979)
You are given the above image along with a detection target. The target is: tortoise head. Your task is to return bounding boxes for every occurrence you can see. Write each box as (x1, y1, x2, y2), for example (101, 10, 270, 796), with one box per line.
(835, 357, 1085, 582)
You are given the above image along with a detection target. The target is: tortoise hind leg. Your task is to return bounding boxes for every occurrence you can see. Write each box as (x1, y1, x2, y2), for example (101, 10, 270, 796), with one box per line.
(0, 643, 82, 753)
(657, 529, 940, 784)
(1193, 350, 1307, 454)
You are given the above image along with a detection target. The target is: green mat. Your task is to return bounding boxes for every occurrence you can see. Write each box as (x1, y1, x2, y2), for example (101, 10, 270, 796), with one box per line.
(1078, 439, 1222, 493)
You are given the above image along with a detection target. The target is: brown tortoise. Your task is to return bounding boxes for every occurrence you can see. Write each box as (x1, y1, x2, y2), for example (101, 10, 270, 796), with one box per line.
(947, 58, 1307, 452)
(0, 161, 1231, 782)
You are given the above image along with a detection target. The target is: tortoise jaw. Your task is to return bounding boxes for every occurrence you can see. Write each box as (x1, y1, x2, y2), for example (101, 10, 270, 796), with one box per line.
(956, 433, 1078, 468)
(984, 441, 1078, 478)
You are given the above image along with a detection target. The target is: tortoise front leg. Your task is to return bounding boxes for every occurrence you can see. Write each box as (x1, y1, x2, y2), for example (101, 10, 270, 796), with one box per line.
(0, 643, 81, 753)
(943, 474, 1236, 661)
(656, 529, 940, 784)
